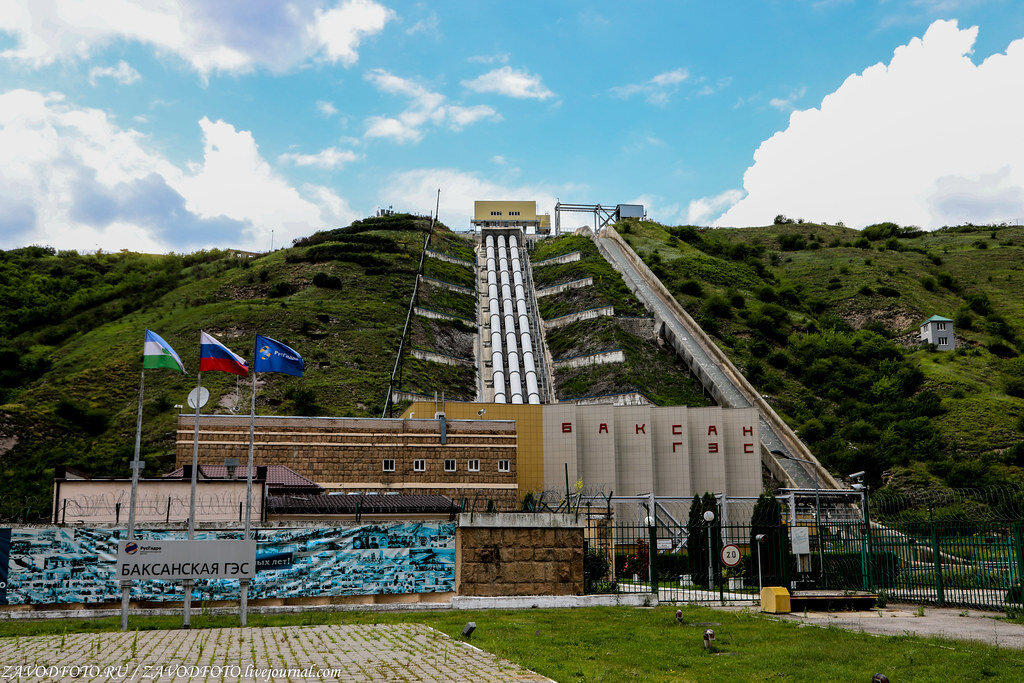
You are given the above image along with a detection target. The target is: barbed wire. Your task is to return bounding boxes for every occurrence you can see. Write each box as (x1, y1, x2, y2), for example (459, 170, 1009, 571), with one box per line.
(870, 485, 1024, 522)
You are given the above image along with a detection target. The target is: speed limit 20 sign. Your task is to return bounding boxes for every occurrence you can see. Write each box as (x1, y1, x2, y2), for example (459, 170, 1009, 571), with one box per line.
(720, 544, 742, 567)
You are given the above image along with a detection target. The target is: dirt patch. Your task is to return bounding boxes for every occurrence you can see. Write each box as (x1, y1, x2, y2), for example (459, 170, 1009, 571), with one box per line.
(411, 317, 475, 360)
(0, 434, 17, 457)
(840, 306, 920, 335)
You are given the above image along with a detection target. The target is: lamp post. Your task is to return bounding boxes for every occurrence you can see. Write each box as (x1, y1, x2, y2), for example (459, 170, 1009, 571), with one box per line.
(773, 450, 822, 580)
(703, 510, 715, 594)
(755, 533, 766, 597)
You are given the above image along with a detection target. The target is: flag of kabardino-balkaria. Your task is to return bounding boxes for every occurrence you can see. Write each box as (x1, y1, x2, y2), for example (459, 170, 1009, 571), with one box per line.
(199, 331, 249, 376)
(143, 329, 186, 373)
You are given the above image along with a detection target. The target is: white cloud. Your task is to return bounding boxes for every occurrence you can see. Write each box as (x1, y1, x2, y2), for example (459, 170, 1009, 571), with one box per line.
(468, 53, 509, 65)
(278, 147, 361, 169)
(611, 69, 689, 105)
(462, 66, 554, 100)
(686, 190, 744, 225)
(316, 100, 339, 116)
(0, 89, 354, 252)
(0, 0, 392, 76)
(87, 60, 140, 86)
(363, 69, 500, 143)
(717, 20, 1024, 229)
(381, 168, 580, 230)
(405, 11, 439, 36)
(768, 86, 807, 111)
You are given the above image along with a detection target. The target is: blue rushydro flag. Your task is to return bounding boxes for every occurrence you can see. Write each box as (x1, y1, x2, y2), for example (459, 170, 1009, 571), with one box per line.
(254, 335, 304, 376)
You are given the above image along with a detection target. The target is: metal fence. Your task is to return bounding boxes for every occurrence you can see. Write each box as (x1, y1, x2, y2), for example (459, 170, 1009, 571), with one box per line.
(581, 493, 1024, 611)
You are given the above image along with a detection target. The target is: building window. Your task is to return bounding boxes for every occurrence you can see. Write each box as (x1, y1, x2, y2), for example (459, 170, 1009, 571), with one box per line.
(938, 337, 948, 345)
(382, 459, 395, 472)
(938, 322, 947, 330)
(509, 211, 520, 216)
(468, 459, 480, 472)
(498, 460, 510, 473)
(444, 459, 456, 472)
(490, 211, 501, 216)
(414, 459, 426, 472)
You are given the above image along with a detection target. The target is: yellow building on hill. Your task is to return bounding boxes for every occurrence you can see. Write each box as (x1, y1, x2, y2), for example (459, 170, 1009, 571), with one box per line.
(471, 200, 550, 233)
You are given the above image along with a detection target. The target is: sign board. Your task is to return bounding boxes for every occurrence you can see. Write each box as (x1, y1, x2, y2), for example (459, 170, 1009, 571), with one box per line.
(720, 544, 741, 567)
(656, 538, 673, 551)
(117, 540, 256, 581)
(790, 527, 810, 555)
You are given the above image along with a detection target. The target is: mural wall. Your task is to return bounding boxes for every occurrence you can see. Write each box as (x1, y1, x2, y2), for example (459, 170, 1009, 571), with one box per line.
(0, 523, 455, 606)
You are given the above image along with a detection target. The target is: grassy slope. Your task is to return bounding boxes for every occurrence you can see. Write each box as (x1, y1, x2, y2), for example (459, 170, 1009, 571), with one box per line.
(398, 231, 478, 401)
(0, 215, 444, 519)
(620, 218, 1024, 491)
(532, 235, 709, 405)
(0, 605, 1017, 683)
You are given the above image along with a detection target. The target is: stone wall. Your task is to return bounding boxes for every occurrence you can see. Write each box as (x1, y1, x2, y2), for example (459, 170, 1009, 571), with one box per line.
(455, 513, 584, 596)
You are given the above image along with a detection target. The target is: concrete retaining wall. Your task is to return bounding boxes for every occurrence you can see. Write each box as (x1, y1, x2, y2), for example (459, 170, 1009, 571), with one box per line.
(533, 251, 581, 267)
(414, 306, 476, 325)
(424, 250, 475, 269)
(418, 274, 475, 296)
(552, 349, 624, 370)
(411, 348, 475, 367)
(535, 277, 593, 298)
(544, 306, 615, 330)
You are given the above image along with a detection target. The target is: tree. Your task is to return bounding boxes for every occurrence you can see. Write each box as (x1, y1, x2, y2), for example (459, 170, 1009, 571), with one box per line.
(686, 493, 721, 588)
(749, 493, 789, 588)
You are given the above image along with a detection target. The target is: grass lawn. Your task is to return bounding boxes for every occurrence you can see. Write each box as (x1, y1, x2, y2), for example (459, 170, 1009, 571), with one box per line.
(1, 605, 1018, 682)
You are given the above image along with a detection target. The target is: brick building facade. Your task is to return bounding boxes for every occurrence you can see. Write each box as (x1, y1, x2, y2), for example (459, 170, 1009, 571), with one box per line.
(175, 415, 519, 509)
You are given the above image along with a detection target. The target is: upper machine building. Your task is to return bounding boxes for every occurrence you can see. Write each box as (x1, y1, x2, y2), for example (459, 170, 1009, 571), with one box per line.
(471, 200, 551, 234)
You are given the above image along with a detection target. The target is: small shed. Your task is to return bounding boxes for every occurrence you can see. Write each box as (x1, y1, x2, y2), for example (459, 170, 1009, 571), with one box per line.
(920, 315, 955, 350)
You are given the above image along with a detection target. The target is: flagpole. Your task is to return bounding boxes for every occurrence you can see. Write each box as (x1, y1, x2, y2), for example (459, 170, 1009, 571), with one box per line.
(241, 366, 256, 627)
(184, 370, 202, 629)
(120, 368, 145, 632)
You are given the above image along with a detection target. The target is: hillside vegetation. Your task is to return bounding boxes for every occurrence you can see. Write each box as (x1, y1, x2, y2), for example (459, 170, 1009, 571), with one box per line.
(0, 213, 441, 520)
(532, 235, 709, 405)
(616, 218, 1024, 493)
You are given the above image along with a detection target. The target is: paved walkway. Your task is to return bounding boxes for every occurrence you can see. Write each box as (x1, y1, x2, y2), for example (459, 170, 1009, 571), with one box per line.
(0, 624, 551, 682)
(765, 604, 1024, 649)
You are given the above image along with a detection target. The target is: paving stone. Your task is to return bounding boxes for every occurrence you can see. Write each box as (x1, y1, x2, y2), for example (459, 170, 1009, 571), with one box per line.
(0, 624, 551, 682)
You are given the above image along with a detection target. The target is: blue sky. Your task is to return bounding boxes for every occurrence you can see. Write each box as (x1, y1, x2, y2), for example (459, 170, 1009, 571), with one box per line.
(2, 1, 1024, 253)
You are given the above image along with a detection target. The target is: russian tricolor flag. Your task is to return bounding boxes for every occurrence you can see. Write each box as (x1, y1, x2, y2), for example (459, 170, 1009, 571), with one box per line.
(199, 331, 249, 376)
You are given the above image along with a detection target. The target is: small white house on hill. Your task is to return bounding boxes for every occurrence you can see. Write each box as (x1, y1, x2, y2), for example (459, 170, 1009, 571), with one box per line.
(920, 315, 955, 350)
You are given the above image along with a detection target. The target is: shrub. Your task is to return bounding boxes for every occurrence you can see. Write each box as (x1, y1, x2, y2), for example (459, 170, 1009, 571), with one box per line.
(703, 294, 732, 319)
(678, 279, 703, 296)
(583, 549, 611, 592)
(862, 222, 900, 241)
(967, 293, 992, 315)
(858, 285, 875, 296)
(268, 281, 295, 298)
(312, 272, 342, 289)
(936, 272, 957, 290)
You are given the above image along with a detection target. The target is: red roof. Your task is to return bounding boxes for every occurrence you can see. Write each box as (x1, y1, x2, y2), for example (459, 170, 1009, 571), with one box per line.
(164, 465, 321, 491)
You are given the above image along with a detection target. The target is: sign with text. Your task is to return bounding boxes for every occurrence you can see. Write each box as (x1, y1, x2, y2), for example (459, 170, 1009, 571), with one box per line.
(117, 540, 256, 581)
(790, 527, 810, 556)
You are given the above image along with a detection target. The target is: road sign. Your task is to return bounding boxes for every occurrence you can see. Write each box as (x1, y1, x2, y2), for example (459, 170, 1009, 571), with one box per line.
(720, 544, 742, 567)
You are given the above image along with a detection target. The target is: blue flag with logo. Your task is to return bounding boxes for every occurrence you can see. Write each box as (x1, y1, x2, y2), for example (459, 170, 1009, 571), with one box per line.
(254, 335, 304, 376)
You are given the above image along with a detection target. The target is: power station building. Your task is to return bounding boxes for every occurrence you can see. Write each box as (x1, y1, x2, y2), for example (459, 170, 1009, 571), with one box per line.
(471, 200, 551, 234)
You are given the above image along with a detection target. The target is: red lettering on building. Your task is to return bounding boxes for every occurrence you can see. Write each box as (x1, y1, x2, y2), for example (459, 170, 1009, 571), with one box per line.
(636, 423, 646, 434)
(707, 425, 718, 436)
(672, 442, 683, 452)
(599, 423, 608, 434)
(708, 442, 719, 454)
(562, 422, 573, 433)
(743, 426, 754, 436)
(672, 424, 683, 435)
(744, 443, 755, 454)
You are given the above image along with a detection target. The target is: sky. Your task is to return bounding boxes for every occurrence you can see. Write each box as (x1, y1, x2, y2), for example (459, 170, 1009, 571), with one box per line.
(2, 1, 1024, 253)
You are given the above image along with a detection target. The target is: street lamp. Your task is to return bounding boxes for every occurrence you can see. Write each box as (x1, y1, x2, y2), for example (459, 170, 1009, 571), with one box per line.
(754, 533, 766, 596)
(772, 450, 822, 580)
(703, 510, 715, 593)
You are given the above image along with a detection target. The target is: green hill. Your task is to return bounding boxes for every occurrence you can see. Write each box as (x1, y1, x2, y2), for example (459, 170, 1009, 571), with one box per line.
(616, 218, 1024, 494)
(3, 214, 1022, 521)
(0, 213, 440, 520)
